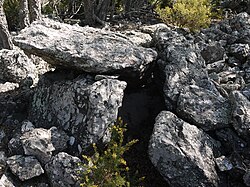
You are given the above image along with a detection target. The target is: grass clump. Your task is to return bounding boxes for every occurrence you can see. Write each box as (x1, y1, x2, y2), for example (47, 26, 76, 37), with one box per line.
(156, 0, 212, 32)
(78, 117, 142, 187)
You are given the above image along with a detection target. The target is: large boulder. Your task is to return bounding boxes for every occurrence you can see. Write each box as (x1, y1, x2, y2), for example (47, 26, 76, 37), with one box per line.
(13, 18, 157, 79)
(149, 111, 219, 187)
(154, 26, 230, 130)
(29, 74, 126, 149)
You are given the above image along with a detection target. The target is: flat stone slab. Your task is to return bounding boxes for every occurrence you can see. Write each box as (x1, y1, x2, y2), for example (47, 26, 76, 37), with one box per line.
(13, 18, 157, 78)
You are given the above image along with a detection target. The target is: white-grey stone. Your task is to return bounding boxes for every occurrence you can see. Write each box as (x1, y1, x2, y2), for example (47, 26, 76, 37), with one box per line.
(14, 18, 157, 79)
(7, 155, 44, 181)
(215, 156, 233, 171)
(45, 152, 81, 187)
(149, 111, 219, 187)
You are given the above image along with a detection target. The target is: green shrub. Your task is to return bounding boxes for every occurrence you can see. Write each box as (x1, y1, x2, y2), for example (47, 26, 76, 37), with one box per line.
(78, 118, 141, 187)
(156, 0, 212, 32)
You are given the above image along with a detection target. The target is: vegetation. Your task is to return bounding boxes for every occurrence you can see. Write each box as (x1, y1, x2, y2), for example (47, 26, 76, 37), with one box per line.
(155, 0, 212, 32)
(3, 0, 19, 31)
(78, 118, 143, 187)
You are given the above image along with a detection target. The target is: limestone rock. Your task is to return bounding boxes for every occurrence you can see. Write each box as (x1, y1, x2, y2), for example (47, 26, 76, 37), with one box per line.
(45, 152, 81, 187)
(7, 155, 44, 181)
(149, 111, 219, 187)
(14, 18, 157, 79)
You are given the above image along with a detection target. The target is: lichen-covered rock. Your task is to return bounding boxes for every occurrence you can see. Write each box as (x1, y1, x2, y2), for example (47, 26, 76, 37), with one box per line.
(149, 111, 219, 187)
(215, 156, 233, 171)
(230, 91, 250, 140)
(0, 48, 36, 83)
(0, 174, 15, 187)
(0, 82, 19, 92)
(45, 152, 81, 187)
(154, 26, 216, 107)
(229, 43, 250, 61)
(29, 75, 126, 149)
(14, 18, 157, 79)
(20, 127, 69, 164)
(7, 155, 44, 181)
(176, 85, 231, 130)
(201, 42, 226, 64)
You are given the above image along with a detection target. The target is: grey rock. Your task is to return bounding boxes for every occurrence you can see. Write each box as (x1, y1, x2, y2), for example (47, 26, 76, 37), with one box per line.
(201, 42, 225, 64)
(20, 128, 55, 164)
(230, 91, 250, 140)
(50, 126, 69, 151)
(0, 48, 36, 83)
(7, 155, 44, 181)
(21, 120, 35, 133)
(149, 111, 219, 187)
(206, 60, 226, 74)
(244, 170, 250, 186)
(177, 85, 231, 131)
(45, 152, 81, 187)
(0, 82, 18, 92)
(20, 127, 68, 164)
(229, 43, 250, 61)
(222, 0, 250, 14)
(8, 134, 24, 156)
(118, 30, 152, 47)
(0, 152, 6, 176)
(141, 23, 170, 36)
(0, 174, 15, 187)
(215, 128, 247, 153)
(29, 76, 126, 149)
(154, 27, 219, 111)
(14, 18, 157, 78)
(215, 156, 233, 171)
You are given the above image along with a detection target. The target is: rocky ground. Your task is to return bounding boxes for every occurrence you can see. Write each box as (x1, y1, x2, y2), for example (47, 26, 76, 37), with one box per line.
(0, 7, 250, 187)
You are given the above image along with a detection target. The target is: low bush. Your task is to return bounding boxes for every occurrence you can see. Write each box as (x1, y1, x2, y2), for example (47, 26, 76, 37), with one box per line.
(156, 0, 212, 32)
(78, 118, 142, 187)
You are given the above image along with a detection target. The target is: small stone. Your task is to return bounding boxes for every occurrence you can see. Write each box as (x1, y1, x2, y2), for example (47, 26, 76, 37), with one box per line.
(7, 155, 44, 181)
(21, 120, 35, 133)
(215, 156, 233, 171)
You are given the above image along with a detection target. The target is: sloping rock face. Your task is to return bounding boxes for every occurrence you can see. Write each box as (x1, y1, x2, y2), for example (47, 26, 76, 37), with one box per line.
(149, 111, 219, 187)
(29, 73, 126, 149)
(13, 18, 157, 79)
